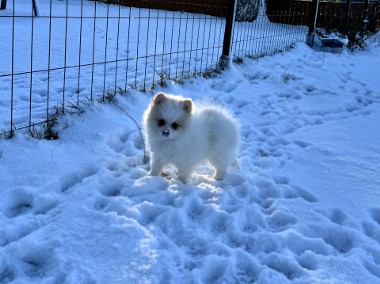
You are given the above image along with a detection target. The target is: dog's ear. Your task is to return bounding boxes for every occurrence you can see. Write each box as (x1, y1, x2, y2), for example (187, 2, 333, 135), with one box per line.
(182, 99, 193, 113)
(152, 92, 166, 106)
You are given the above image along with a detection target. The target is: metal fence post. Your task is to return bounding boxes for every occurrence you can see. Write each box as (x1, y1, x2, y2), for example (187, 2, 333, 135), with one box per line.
(362, 0, 369, 30)
(306, 0, 319, 47)
(0, 0, 39, 14)
(32, 0, 40, 16)
(219, 0, 236, 69)
(1, 0, 7, 10)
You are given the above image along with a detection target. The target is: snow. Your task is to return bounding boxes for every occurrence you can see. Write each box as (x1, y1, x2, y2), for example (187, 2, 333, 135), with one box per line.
(2, 0, 380, 283)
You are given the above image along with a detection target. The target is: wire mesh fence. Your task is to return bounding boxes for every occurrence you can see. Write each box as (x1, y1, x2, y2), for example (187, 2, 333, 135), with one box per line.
(231, 4, 307, 60)
(0, 0, 311, 137)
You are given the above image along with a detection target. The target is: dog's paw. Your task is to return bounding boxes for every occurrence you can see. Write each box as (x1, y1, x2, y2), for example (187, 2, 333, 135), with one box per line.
(162, 166, 179, 179)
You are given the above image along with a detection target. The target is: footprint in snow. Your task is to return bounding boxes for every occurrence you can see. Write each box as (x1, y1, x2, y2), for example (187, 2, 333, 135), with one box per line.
(108, 131, 144, 155)
(187, 198, 206, 222)
(305, 224, 358, 254)
(91, 193, 135, 219)
(2, 188, 58, 220)
(267, 211, 297, 232)
(93, 197, 111, 211)
(1, 220, 43, 248)
(259, 126, 276, 137)
(273, 175, 289, 185)
(258, 199, 276, 214)
(338, 71, 352, 83)
(361, 221, 380, 244)
(222, 95, 252, 110)
(296, 251, 318, 271)
(283, 185, 319, 203)
(54, 86, 64, 94)
(257, 179, 282, 199)
(282, 72, 303, 83)
(107, 131, 131, 153)
(305, 84, 316, 93)
(210, 80, 239, 93)
(201, 258, 229, 283)
(98, 182, 122, 197)
(60, 166, 98, 193)
(278, 91, 300, 100)
(244, 71, 270, 83)
(293, 140, 313, 149)
(369, 208, 380, 226)
(263, 253, 304, 280)
(285, 231, 333, 256)
(239, 208, 267, 234)
(0, 264, 15, 283)
(327, 208, 349, 226)
(72, 87, 86, 95)
(17, 245, 58, 279)
(210, 211, 234, 233)
(3, 188, 34, 218)
(234, 252, 260, 283)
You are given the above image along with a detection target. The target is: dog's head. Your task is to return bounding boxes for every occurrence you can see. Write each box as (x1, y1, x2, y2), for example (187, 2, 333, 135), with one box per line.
(146, 92, 193, 140)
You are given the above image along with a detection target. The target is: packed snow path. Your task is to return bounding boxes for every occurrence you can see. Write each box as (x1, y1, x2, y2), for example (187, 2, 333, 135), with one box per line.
(1, 40, 380, 283)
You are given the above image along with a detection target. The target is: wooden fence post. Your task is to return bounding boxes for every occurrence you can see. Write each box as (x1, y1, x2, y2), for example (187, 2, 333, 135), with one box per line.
(219, 0, 236, 69)
(306, 0, 319, 47)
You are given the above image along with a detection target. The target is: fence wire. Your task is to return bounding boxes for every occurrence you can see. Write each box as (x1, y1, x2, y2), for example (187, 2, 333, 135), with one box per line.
(232, 3, 307, 59)
(0, 0, 309, 137)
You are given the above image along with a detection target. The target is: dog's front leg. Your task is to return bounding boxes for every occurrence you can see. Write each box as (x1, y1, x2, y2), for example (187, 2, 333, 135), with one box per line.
(176, 164, 194, 184)
(148, 154, 165, 176)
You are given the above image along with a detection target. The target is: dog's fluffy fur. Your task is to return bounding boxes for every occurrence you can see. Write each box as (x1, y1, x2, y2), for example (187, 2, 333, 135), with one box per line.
(143, 92, 239, 183)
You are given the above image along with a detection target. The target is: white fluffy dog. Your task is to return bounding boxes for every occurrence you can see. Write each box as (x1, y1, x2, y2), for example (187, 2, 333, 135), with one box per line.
(143, 92, 239, 183)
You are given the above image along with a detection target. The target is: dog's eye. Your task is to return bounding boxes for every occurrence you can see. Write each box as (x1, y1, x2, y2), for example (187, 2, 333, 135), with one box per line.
(157, 119, 165, 126)
(171, 122, 179, 130)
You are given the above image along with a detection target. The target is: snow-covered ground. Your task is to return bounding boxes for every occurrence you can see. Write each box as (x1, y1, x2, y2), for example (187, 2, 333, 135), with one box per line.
(1, 29, 380, 283)
(1, 0, 380, 282)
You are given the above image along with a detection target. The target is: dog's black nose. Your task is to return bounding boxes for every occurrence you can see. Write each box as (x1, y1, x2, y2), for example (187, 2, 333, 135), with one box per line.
(162, 129, 170, 137)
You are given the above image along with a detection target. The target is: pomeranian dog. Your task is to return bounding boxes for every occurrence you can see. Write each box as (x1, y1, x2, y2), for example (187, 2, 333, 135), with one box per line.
(143, 92, 239, 183)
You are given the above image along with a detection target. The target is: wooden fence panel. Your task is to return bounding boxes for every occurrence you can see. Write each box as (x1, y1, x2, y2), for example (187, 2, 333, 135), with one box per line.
(266, 0, 378, 32)
(106, 0, 229, 17)
(105, 0, 378, 31)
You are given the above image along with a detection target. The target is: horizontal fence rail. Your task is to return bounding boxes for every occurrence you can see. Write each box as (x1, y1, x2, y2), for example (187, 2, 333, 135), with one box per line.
(0, 0, 376, 137)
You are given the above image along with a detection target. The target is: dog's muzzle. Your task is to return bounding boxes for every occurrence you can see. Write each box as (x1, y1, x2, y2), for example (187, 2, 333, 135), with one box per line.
(162, 129, 170, 138)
